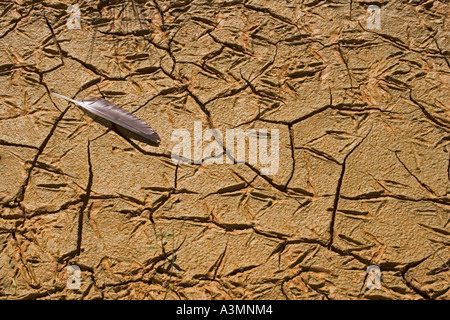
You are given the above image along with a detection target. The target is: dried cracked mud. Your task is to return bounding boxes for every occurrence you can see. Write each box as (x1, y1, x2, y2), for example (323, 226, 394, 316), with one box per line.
(0, 0, 449, 300)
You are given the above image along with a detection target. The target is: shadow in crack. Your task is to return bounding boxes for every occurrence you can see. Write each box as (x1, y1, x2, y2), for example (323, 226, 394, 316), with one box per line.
(114, 124, 161, 147)
(86, 111, 161, 147)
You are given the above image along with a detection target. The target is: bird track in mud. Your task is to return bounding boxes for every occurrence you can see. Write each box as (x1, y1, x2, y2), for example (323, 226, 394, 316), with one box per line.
(0, 0, 449, 300)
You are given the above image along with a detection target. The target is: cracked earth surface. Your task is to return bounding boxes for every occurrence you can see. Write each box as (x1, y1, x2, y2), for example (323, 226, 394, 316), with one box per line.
(0, 0, 449, 300)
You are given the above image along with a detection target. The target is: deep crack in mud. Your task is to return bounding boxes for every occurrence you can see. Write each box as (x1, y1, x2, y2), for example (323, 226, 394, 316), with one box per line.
(0, 0, 449, 300)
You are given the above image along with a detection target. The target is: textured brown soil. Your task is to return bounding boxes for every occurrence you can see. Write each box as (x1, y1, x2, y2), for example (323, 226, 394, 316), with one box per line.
(0, 0, 449, 300)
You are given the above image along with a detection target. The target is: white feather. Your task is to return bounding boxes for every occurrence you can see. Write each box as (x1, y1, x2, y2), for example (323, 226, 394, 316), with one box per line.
(53, 92, 161, 144)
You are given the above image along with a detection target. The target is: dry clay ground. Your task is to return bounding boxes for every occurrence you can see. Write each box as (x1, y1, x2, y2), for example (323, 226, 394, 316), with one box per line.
(0, 0, 449, 300)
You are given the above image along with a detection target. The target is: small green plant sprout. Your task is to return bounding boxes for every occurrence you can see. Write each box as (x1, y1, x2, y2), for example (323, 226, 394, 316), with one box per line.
(11, 278, 17, 295)
(149, 229, 184, 272)
(148, 232, 173, 252)
(148, 223, 186, 299)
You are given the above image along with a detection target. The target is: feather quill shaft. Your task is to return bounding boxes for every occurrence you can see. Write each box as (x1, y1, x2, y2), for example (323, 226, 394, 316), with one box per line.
(53, 92, 161, 144)
(53, 92, 79, 105)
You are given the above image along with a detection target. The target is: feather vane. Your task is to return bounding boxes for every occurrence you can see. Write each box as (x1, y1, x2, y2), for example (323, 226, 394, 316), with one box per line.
(53, 93, 161, 144)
